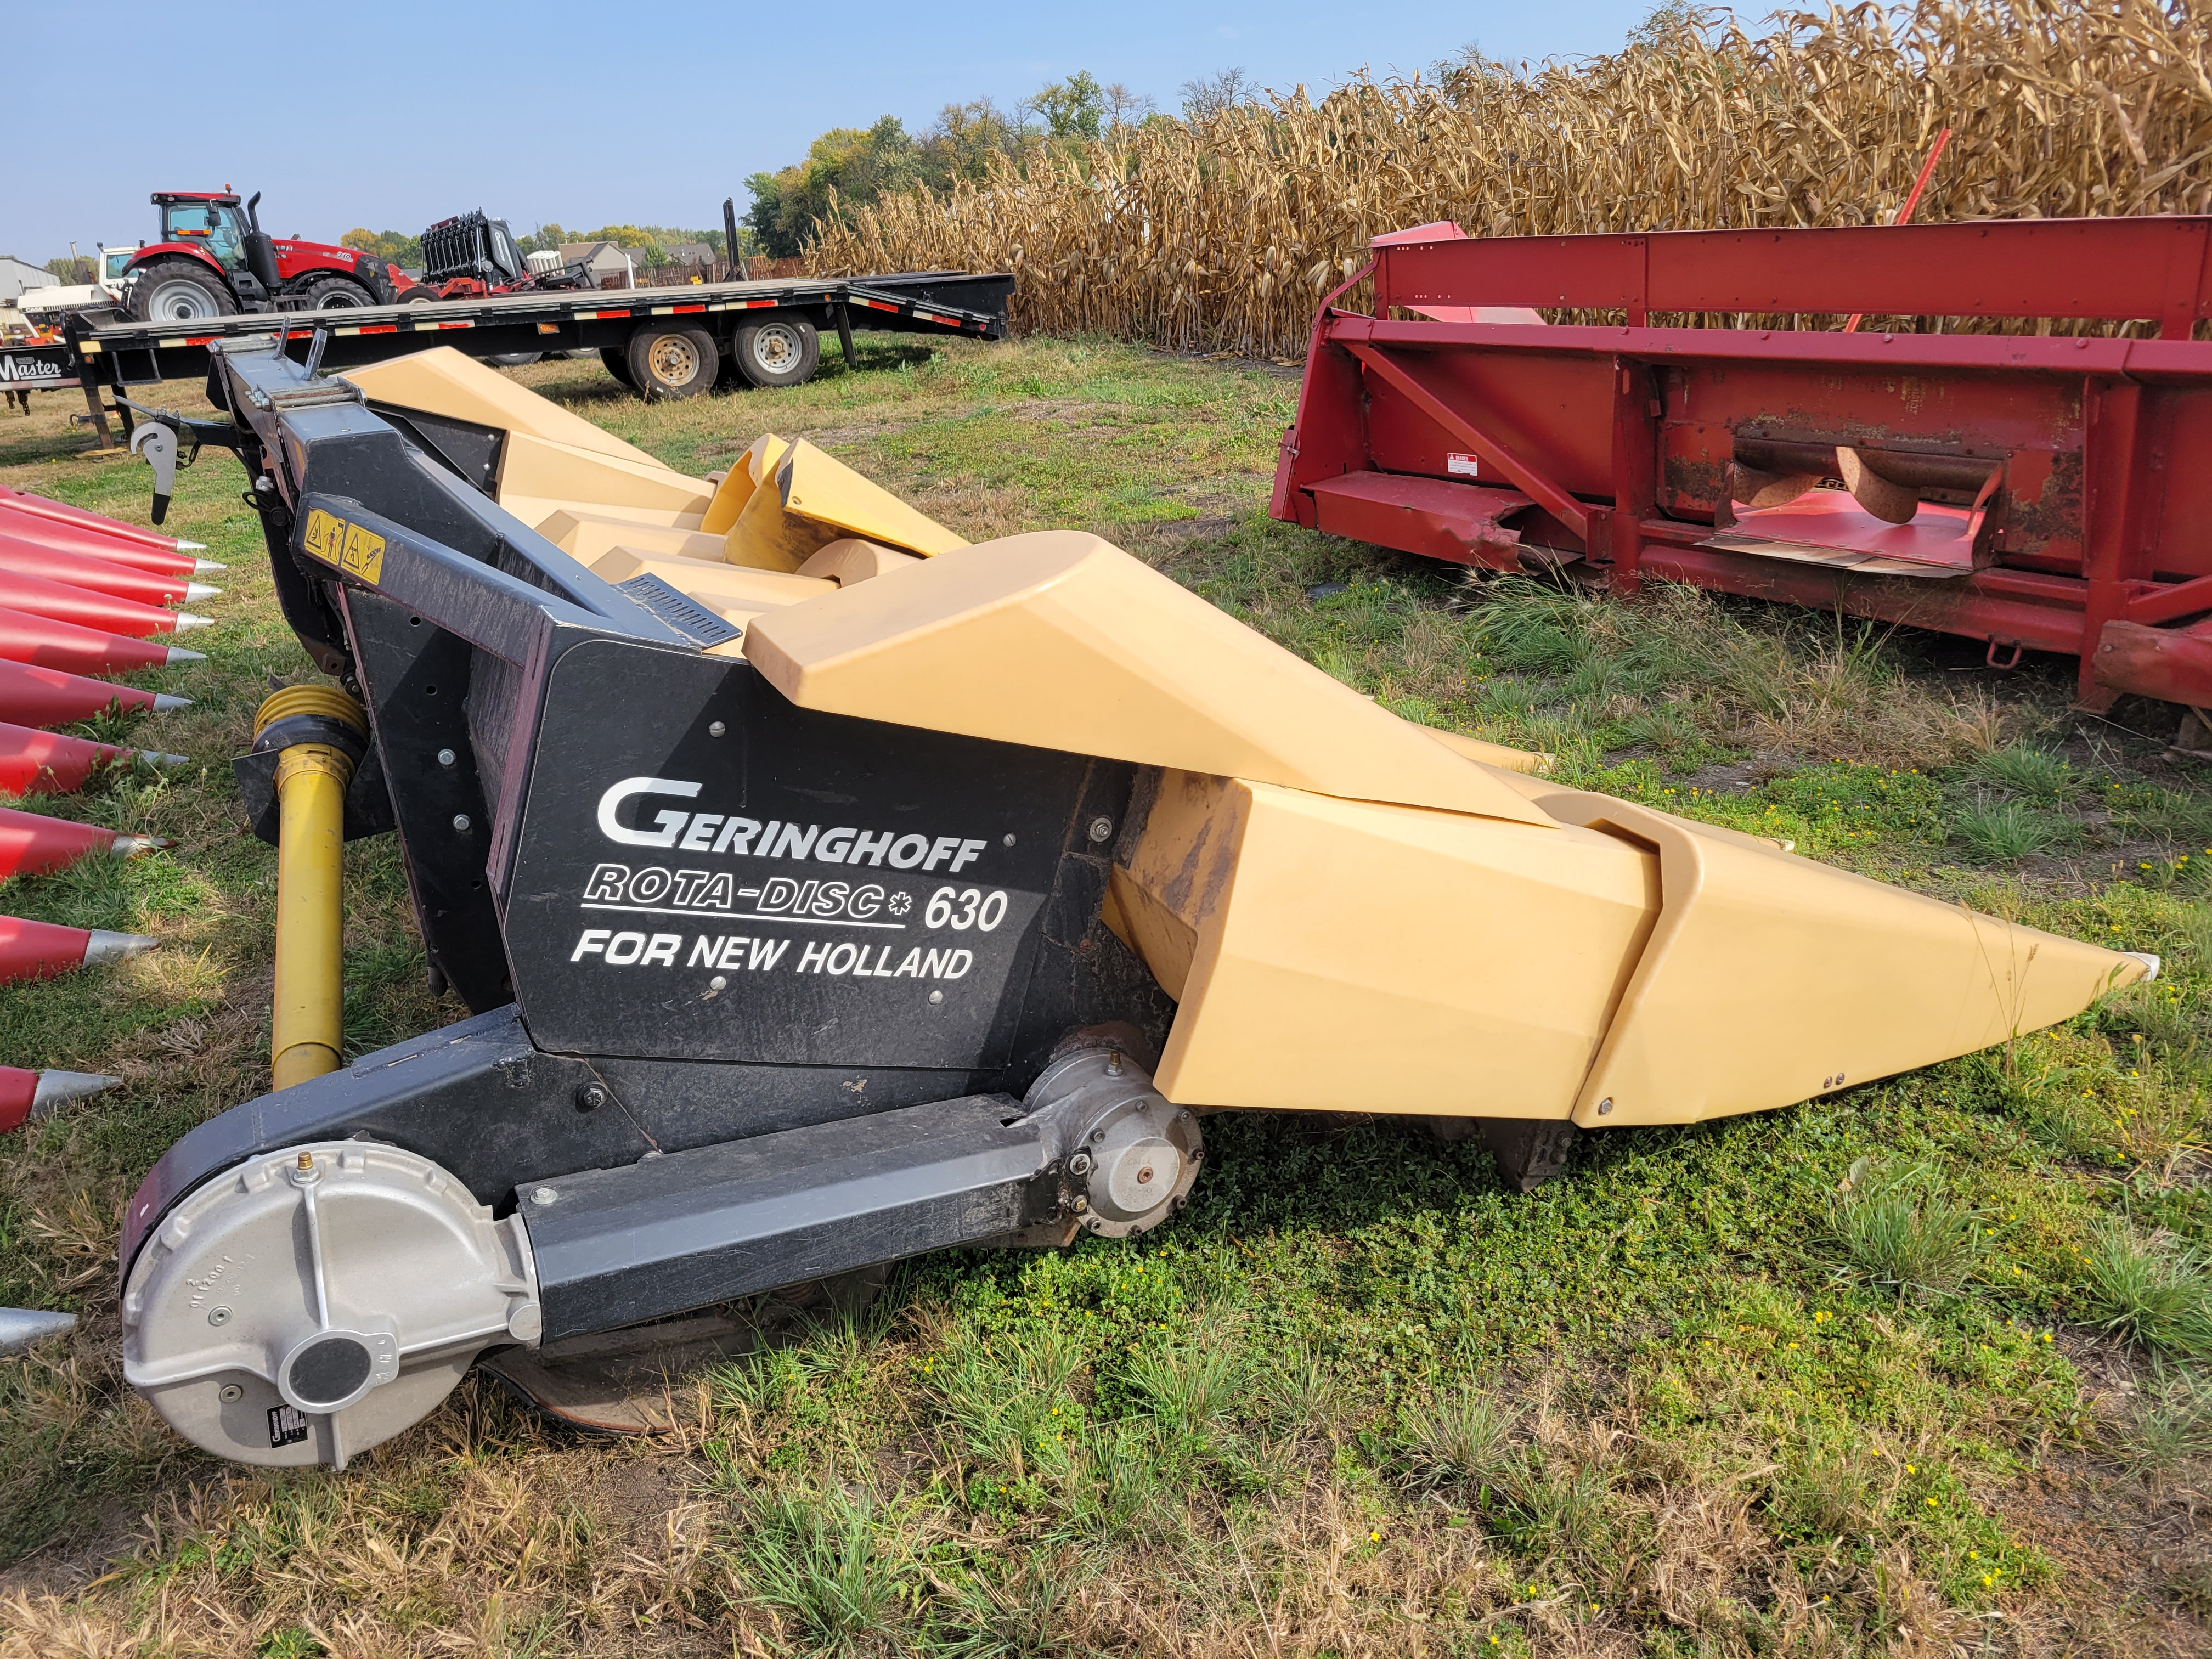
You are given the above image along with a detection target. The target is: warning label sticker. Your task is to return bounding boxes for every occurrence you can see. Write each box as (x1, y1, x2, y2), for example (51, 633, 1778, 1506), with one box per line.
(1446, 452, 1482, 478)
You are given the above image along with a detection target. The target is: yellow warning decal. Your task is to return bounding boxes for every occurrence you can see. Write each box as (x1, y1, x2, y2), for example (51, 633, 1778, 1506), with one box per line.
(340, 523, 386, 585)
(301, 508, 344, 564)
(300, 508, 386, 585)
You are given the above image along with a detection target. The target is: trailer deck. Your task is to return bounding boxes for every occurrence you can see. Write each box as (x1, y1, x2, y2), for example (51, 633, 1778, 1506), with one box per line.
(52, 268, 1012, 440)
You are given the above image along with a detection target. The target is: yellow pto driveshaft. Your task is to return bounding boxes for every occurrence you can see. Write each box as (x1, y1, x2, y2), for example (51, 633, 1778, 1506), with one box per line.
(252, 686, 369, 1089)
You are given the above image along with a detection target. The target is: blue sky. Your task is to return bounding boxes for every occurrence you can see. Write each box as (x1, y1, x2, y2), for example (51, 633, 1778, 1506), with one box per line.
(12, 1, 1657, 261)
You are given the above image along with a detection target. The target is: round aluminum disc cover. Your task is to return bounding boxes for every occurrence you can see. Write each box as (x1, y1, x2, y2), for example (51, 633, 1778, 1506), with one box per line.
(122, 1141, 540, 1469)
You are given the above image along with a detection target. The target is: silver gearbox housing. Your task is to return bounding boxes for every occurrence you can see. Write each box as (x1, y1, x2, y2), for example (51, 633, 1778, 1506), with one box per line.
(1026, 1046, 1203, 1239)
(123, 1141, 540, 1468)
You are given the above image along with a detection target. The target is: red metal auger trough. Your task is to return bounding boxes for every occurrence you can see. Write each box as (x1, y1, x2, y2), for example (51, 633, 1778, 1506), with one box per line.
(1269, 215, 2212, 711)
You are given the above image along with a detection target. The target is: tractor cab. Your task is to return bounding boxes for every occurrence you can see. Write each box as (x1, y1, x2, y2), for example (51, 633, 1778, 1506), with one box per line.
(155, 193, 249, 272)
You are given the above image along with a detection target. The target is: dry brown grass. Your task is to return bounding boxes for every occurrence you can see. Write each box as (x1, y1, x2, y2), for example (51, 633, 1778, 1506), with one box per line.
(815, 0, 2212, 356)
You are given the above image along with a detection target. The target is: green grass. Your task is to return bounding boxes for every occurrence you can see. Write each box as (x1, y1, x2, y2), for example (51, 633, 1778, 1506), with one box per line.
(2, 337, 2209, 1654)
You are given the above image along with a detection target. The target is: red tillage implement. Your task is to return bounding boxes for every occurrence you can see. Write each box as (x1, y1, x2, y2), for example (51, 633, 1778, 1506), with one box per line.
(1269, 216, 2212, 709)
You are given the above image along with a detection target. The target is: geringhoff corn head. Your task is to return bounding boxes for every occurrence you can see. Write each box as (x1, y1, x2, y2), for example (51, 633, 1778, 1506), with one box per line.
(118, 337, 2157, 1469)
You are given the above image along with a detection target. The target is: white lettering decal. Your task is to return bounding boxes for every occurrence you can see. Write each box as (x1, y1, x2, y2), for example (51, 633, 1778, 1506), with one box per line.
(572, 928, 612, 961)
(597, 777, 702, 848)
(584, 864, 629, 901)
(713, 816, 761, 855)
(604, 931, 648, 964)
(888, 834, 929, 869)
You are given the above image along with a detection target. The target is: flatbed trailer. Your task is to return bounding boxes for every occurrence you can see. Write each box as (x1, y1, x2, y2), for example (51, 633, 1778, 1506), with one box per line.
(1269, 216, 2212, 713)
(60, 268, 1012, 442)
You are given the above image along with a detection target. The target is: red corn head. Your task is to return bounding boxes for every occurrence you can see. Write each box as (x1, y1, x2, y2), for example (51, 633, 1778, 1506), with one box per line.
(0, 486, 201, 553)
(0, 1065, 123, 1132)
(0, 605, 205, 675)
(0, 537, 218, 608)
(0, 806, 166, 878)
(0, 516, 217, 580)
(0, 915, 156, 985)
(0, 721, 188, 795)
(0, 568, 208, 640)
(0, 659, 189, 729)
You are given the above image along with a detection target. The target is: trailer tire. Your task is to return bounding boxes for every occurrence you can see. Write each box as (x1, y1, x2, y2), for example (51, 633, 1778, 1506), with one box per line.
(298, 276, 376, 311)
(625, 324, 718, 399)
(486, 352, 543, 367)
(125, 260, 235, 324)
(734, 317, 820, 388)
(600, 346, 636, 390)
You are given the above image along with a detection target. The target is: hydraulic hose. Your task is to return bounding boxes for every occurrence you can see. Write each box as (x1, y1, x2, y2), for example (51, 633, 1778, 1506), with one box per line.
(252, 686, 368, 1089)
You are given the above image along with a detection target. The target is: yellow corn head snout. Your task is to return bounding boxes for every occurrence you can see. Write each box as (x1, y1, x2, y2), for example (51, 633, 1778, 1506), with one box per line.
(746, 533, 2154, 1126)
(254, 686, 368, 1091)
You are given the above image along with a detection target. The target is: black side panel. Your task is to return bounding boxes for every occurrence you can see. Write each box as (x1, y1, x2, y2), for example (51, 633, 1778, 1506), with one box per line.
(504, 639, 1088, 1069)
(342, 588, 510, 1010)
(369, 402, 505, 499)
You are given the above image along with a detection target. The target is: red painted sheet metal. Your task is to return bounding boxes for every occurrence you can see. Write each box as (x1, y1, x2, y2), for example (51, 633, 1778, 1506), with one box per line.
(1374, 218, 2212, 333)
(1307, 472, 1533, 569)
(1277, 217, 2212, 706)
(2092, 620, 2212, 706)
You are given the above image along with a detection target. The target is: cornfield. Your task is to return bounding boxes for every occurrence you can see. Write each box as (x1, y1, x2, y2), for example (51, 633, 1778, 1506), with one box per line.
(811, 1, 2212, 357)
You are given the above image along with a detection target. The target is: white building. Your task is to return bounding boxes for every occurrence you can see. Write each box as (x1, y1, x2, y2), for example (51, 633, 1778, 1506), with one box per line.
(0, 256, 55, 301)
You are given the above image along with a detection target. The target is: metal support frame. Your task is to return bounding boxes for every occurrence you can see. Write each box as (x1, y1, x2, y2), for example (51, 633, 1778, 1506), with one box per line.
(1273, 216, 2212, 708)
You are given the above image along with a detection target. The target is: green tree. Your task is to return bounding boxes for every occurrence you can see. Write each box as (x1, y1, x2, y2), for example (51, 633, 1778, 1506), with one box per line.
(915, 99, 1024, 189)
(744, 116, 918, 258)
(341, 228, 422, 267)
(1026, 71, 1105, 139)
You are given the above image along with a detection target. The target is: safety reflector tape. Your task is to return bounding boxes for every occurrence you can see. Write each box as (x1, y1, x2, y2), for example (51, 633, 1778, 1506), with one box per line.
(79, 341, 101, 354)
(859, 298, 899, 312)
(576, 309, 630, 320)
(537, 323, 560, 334)
(159, 339, 184, 348)
(358, 324, 398, 335)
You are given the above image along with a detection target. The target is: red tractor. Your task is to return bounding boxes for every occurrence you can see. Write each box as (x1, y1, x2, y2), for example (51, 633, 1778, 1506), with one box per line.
(120, 190, 417, 323)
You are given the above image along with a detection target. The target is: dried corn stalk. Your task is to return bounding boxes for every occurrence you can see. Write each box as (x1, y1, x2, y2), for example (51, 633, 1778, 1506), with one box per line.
(811, 1, 2212, 356)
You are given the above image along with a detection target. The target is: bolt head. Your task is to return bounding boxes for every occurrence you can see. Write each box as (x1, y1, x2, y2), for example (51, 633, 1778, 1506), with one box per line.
(928, 989, 944, 1005)
(1002, 834, 1015, 846)
(1597, 1098, 1614, 1115)
(575, 1083, 607, 1111)
(1088, 816, 1114, 842)
(531, 1186, 559, 1205)
(436, 747, 456, 766)
(208, 1306, 232, 1327)
(218, 1383, 244, 1403)
(709, 974, 727, 990)
(452, 813, 471, 833)
(1069, 1150, 1093, 1176)
(708, 720, 727, 737)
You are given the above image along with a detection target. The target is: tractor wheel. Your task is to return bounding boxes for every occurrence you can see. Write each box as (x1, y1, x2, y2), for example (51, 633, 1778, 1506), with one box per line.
(397, 288, 439, 304)
(625, 323, 719, 399)
(600, 346, 636, 389)
(733, 316, 820, 388)
(125, 260, 235, 323)
(298, 276, 375, 311)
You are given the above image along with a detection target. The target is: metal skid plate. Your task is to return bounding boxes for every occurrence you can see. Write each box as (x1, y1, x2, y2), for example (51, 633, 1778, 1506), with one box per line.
(122, 1141, 540, 1469)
